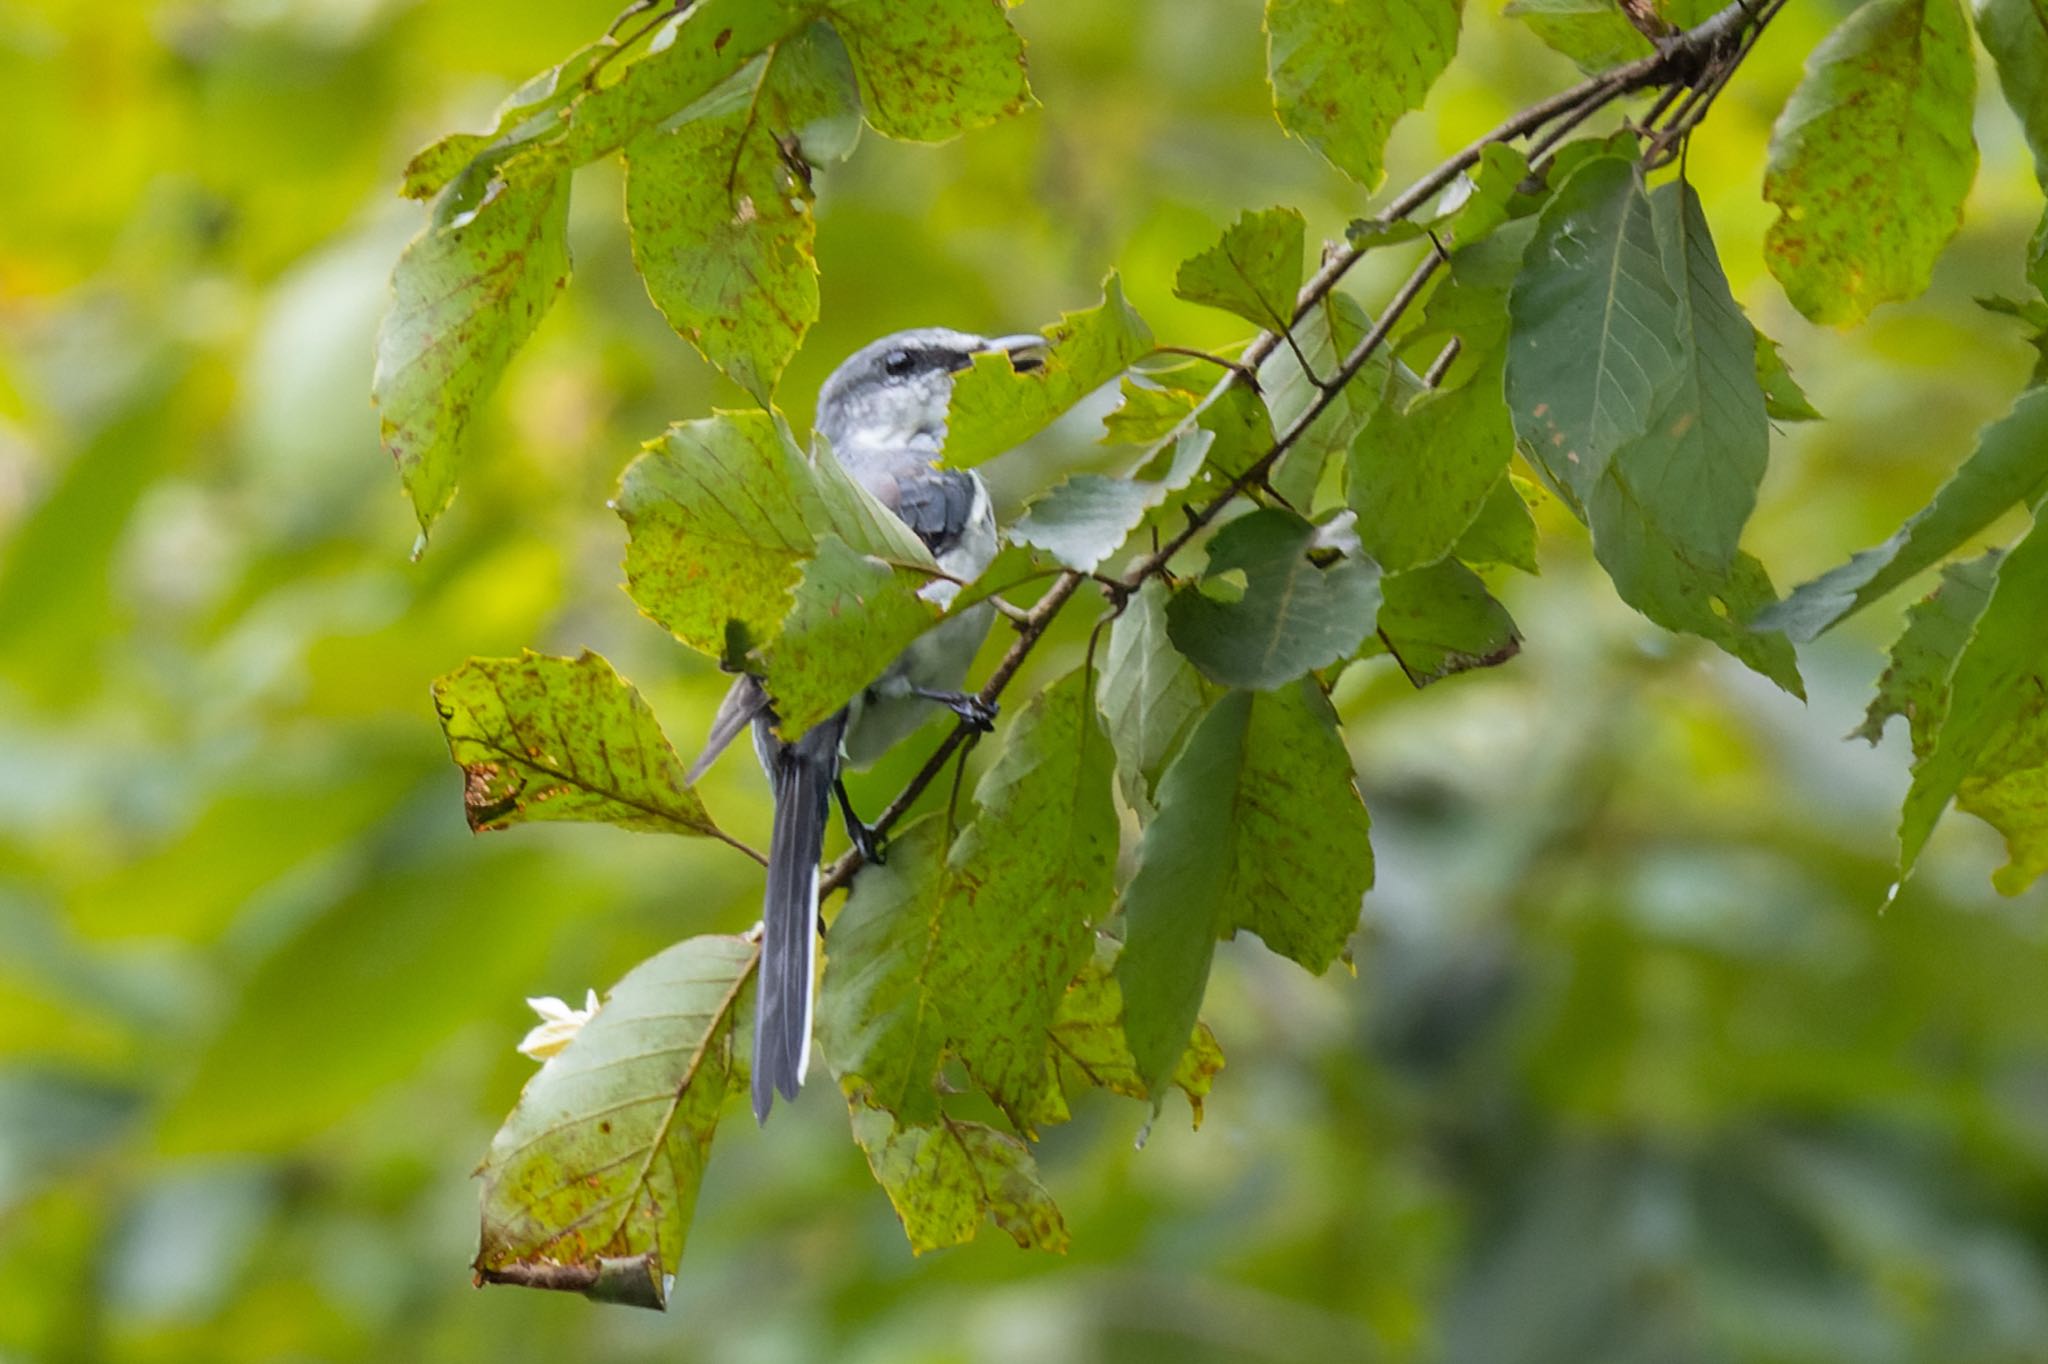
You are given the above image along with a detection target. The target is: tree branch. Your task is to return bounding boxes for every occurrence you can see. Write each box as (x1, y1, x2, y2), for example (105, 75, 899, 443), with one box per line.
(815, 0, 1779, 898)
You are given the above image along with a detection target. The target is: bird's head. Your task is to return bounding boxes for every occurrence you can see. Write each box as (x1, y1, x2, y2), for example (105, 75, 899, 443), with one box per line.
(814, 327, 1044, 459)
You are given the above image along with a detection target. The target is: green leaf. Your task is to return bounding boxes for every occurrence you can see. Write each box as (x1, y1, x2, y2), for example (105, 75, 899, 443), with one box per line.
(1010, 427, 1214, 572)
(1501, 0, 1719, 70)
(933, 669, 1120, 1128)
(1257, 291, 1404, 509)
(1975, 0, 2048, 184)
(1761, 387, 2048, 641)
(1173, 207, 1307, 332)
(758, 535, 942, 740)
(1762, 0, 1977, 326)
(1453, 472, 1542, 575)
(1100, 376, 1200, 446)
(826, 0, 1034, 142)
(497, 1, 823, 185)
(1097, 578, 1209, 810)
(1167, 509, 1382, 690)
(373, 175, 571, 536)
(1349, 348, 1516, 573)
(943, 275, 1153, 467)
(1959, 700, 2048, 895)
(616, 413, 818, 661)
(1371, 559, 1522, 685)
(847, 1106, 1067, 1253)
(625, 25, 861, 402)
(1978, 294, 2048, 385)
(821, 671, 1118, 1130)
(476, 934, 755, 1307)
(818, 818, 949, 1124)
(1507, 156, 1683, 512)
(1041, 957, 1224, 1129)
(1755, 329, 1822, 422)
(432, 650, 727, 839)
(1265, 0, 1463, 189)
(1117, 681, 1372, 1103)
(399, 42, 611, 200)
(1898, 509, 2048, 882)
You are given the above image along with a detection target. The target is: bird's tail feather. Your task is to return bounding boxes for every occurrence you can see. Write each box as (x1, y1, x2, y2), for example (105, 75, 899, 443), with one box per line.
(753, 726, 837, 1124)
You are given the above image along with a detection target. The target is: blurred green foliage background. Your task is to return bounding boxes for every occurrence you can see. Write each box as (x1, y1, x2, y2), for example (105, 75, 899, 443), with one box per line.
(5, 1, 2048, 1360)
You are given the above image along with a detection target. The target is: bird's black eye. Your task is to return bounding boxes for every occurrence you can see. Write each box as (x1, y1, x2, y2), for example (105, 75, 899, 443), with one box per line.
(882, 349, 915, 378)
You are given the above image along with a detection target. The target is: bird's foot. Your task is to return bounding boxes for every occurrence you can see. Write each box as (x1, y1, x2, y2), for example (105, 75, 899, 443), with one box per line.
(833, 778, 887, 867)
(915, 687, 998, 731)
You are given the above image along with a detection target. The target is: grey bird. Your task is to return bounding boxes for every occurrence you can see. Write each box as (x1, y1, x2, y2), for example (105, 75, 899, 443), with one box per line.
(687, 327, 1044, 1123)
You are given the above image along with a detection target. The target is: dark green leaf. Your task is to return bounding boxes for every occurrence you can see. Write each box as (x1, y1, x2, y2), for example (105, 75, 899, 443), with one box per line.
(1098, 578, 1209, 811)
(625, 26, 861, 401)
(476, 935, 755, 1305)
(1453, 472, 1542, 575)
(827, 0, 1034, 142)
(1173, 207, 1307, 332)
(432, 650, 727, 839)
(1371, 559, 1522, 685)
(1117, 681, 1372, 1102)
(1166, 509, 1382, 690)
(847, 1106, 1067, 1252)
(1761, 387, 2048, 641)
(1265, 0, 1463, 188)
(943, 276, 1153, 467)
(373, 175, 571, 536)
(1762, 0, 1977, 326)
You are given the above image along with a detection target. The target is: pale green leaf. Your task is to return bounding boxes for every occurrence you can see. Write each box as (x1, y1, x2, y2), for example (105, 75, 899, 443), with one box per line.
(1166, 509, 1381, 690)
(1265, 0, 1463, 188)
(847, 1106, 1067, 1253)
(1100, 376, 1200, 446)
(1761, 386, 2048, 641)
(625, 25, 861, 401)
(827, 0, 1034, 142)
(1173, 206, 1307, 332)
(432, 650, 726, 839)
(1763, 0, 1977, 326)
(373, 175, 571, 536)
(1117, 681, 1371, 1102)
(476, 935, 755, 1306)
(1040, 958, 1224, 1129)
(943, 275, 1153, 467)
(1097, 578, 1208, 810)
(1010, 427, 1214, 572)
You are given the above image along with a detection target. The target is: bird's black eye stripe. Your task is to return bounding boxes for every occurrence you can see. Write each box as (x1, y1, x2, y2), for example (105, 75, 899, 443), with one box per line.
(882, 349, 916, 377)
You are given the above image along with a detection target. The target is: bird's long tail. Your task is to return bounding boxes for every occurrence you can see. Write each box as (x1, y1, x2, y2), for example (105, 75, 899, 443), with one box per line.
(752, 714, 843, 1124)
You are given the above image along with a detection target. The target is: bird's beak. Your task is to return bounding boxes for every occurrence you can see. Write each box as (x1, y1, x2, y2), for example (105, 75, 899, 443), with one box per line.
(984, 333, 1048, 373)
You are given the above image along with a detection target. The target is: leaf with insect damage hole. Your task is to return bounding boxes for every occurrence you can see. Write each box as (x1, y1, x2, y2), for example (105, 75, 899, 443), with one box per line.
(1761, 387, 2048, 642)
(818, 671, 1119, 1131)
(373, 174, 571, 537)
(475, 934, 756, 1309)
(827, 0, 1034, 143)
(626, 24, 862, 402)
(432, 651, 726, 841)
(1364, 558, 1522, 685)
(1265, 0, 1463, 189)
(1166, 508, 1381, 691)
(943, 275, 1153, 467)
(1174, 207, 1307, 333)
(1117, 680, 1372, 1105)
(847, 1106, 1067, 1253)
(1763, 0, 1976, 326)
(1897, 510, 2048, 891)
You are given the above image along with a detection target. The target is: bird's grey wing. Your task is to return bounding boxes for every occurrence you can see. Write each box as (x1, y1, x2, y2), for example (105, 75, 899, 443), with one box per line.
(687, 674, 771, 786)
(892, 467, 984, 557)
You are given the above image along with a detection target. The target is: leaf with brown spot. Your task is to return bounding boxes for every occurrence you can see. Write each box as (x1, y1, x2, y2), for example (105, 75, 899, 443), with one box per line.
(1265, 0, 1463, 189)
(827, 0, 1034, 143)
(433, 650, 728, 841)
(476, 934, 757, 1307)
(846, 1106, 1067, 1253)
